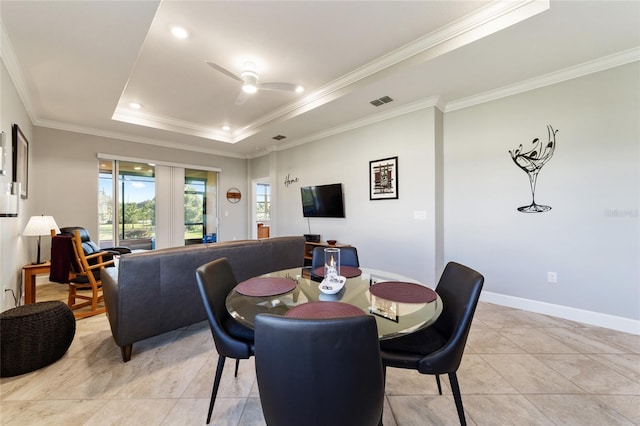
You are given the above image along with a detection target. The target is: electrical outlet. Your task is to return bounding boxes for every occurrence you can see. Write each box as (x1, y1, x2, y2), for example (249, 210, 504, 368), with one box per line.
(547, 272, 558, 283)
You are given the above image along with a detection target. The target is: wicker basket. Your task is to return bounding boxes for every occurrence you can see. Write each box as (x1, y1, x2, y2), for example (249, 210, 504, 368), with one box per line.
(1, 301, 76, 377)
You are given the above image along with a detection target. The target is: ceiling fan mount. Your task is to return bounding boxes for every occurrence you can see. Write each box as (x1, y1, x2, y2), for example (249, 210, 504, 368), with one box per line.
(206, 61, 303, 104)
(240, 70, 259, 93)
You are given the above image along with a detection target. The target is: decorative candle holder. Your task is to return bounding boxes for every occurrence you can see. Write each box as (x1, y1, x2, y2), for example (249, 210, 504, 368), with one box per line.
(0, 182, 20, 217)
(324, 247, 340, 278)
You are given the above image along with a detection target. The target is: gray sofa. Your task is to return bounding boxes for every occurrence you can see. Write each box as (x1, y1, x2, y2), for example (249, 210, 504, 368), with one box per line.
(101, 236, 305, 361)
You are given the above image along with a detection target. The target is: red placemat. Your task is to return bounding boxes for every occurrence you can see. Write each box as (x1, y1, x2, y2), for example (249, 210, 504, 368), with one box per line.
(285, 301, 365, 319)
(312, 265, 362, 278)
(235, 277, 296, 297)
(369, 282, 437, 303)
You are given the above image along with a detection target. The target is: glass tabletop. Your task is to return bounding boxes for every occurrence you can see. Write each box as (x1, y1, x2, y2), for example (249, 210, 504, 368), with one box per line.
(225, 267, 443, 340)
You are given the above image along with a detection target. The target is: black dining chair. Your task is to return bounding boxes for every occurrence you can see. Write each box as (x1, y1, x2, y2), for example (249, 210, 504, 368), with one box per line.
(195, 258, 255, 424)
(379, 261, 484, 426)
(254, 314, 384, 426)
(311, 246, 360, 272)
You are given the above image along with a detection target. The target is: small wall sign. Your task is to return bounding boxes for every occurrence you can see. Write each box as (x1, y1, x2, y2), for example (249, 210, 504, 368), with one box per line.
(284, 173, 299, 188)
(226, 188, 241, 203)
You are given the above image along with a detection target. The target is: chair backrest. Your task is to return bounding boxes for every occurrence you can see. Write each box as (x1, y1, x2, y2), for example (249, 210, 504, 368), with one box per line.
(60, 226, 102, 256)
(70, 230, 100, 276)
(255, 314, 384, 426)
(195, 258, 252, 360)
(49, 231, 77, 282)
(419, 261, 484, 374)
(311, 246, 360, 271)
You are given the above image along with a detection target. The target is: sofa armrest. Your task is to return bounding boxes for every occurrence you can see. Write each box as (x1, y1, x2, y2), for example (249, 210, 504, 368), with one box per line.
(101, 267, 121, 343)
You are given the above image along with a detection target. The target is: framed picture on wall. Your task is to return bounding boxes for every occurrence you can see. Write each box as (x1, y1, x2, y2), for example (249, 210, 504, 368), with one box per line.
(369, 156, 398, 200)
(12, 124, 29, 199)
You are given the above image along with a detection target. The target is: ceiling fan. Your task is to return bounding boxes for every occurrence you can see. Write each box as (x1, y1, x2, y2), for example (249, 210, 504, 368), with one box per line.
(206, 61, 304, 105)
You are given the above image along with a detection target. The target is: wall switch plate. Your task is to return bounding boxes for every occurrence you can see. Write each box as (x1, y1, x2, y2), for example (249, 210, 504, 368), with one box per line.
(547, 272, 558, 283)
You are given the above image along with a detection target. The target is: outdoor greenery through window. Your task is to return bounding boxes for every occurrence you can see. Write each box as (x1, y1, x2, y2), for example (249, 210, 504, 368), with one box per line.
(185, 172, 206, 244)
(99, 160, 155, 249)
(256, 183, 270, 221)
(99, 162, 218, 249)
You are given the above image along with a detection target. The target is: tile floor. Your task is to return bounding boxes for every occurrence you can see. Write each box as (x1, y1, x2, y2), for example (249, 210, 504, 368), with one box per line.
(1, 282, 639, 425)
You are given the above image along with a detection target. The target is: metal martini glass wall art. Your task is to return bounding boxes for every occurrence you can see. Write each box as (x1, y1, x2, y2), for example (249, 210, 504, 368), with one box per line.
(509, 125, 558, 213)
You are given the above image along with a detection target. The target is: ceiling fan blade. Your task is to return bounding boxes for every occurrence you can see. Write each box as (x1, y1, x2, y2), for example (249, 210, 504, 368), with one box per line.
(257, 82, 299, 92)
(235, 90, 250, 106)
(206, 61, 242, 82)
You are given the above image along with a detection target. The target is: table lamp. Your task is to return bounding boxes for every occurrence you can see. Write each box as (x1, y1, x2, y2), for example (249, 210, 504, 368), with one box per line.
(23, 215, 60, 264)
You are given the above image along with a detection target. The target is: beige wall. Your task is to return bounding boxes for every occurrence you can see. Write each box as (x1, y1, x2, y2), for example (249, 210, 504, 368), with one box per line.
(1, 61, 34, 311)
(266, 107, 443, 285)
(444, 62, 639, 327)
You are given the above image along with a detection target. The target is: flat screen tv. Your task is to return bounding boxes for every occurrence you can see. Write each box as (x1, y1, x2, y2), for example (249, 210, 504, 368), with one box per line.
(301, 183, 345, 218)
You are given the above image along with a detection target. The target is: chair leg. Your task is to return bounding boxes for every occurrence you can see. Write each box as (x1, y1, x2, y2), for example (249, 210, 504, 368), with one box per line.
(68, 285, 76, 307)
(207, 356, 226, 424)
(448, 372, 466, 426)
(378, 365, 387, 426)
(234, 358, 240, 377)
(435, 374, 442, 395)
(91, 285, 99, 312)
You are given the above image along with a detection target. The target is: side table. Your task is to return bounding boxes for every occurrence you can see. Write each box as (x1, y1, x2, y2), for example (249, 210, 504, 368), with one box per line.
(23, 262, 51, 304)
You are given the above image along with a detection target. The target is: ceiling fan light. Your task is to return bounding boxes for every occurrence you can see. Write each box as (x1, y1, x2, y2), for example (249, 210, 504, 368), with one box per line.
(242, 84, 258, 94)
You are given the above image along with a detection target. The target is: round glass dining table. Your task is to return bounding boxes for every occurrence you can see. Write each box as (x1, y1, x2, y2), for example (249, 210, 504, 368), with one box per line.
(225, 267, 443, 340)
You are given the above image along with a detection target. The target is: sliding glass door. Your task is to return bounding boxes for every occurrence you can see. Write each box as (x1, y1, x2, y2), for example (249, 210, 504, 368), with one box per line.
(184, 168, 218, 244)
(99, 160, 156, 249)
(99, 158, 218, 250)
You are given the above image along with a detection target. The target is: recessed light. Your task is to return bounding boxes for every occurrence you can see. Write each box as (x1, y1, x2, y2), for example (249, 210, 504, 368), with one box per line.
(171, 26, 189, 39)
(222, 125, 231, 131)
(129, 102, 142, 110)
(295, 86, 304, 93)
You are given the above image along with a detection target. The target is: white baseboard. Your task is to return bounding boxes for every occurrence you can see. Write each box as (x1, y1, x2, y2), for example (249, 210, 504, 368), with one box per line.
(480, 291, 640, 336)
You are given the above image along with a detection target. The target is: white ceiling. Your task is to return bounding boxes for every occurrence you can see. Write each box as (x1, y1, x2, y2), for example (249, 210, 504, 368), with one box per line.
(1, 1, 639, 158)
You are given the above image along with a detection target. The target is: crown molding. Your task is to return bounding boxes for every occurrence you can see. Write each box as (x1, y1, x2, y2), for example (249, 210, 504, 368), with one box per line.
(3, 1, 549, 150)
(446, 46, 640, 112)
(112, 108, 233, 143)
(272, 96, 442, 154)
(34, 118, 247, 159)
(227, 0, 551, 143)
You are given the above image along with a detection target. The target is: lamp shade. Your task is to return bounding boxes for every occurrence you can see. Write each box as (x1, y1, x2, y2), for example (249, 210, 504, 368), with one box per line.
(23, 215, 60, 236)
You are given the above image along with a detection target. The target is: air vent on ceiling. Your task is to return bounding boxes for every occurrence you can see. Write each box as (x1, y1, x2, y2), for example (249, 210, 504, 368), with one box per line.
(369, 96, 394, 107)
(272, 135, 287, 140)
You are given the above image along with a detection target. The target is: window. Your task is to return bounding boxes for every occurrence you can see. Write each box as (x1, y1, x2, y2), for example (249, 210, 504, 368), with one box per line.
(185, 173, 206, 244)
(256, 183, 270, 221)
(185, 168, 218, 245)
(99, 160, 155, 249)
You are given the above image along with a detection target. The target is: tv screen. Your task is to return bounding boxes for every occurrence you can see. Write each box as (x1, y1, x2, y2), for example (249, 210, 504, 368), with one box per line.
(301, 183, 345, 218)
